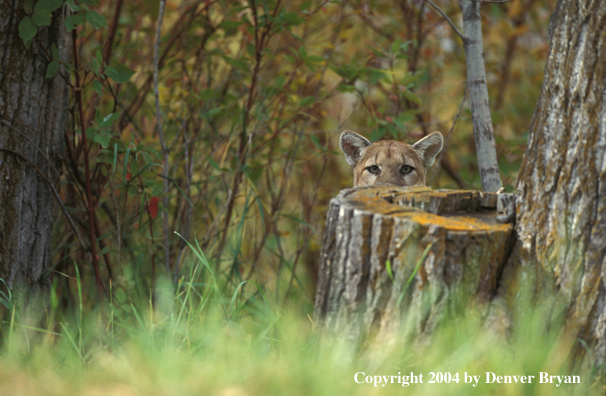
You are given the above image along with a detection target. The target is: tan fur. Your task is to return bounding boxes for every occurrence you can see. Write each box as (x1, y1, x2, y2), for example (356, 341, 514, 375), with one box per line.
(340, 130, 443, 188)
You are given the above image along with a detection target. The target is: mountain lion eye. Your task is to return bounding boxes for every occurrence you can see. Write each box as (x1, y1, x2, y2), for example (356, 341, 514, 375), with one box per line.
(367, 165, 380, 174)
(401, 165, 413, 174)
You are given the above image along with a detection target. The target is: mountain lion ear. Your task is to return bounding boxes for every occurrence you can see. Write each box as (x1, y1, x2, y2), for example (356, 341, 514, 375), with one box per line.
(412, 131, 443, 169)
(340, 130, 372, 166)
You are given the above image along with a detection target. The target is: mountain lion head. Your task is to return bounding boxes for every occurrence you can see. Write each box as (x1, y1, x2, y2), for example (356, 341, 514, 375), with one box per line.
(339, 130, 443, 187)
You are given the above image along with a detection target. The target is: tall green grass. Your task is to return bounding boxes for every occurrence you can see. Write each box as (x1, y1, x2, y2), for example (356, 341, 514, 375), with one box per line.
(0, 245, 603, 396)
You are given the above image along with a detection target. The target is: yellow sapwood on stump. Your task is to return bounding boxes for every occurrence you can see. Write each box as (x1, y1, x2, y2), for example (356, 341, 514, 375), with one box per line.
(313, 187, 513, 340)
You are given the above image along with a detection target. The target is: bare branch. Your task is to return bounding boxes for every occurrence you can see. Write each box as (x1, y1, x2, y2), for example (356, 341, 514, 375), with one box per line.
(426, 0, 469, 43)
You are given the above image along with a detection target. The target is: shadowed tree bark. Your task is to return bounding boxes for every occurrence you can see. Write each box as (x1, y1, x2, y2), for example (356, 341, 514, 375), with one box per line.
(0, 1, 69, 304)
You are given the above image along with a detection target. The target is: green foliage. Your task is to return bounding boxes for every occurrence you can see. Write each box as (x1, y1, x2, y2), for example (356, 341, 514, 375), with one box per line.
(104, 64, 135, 83)
(18, 16, 37, 42)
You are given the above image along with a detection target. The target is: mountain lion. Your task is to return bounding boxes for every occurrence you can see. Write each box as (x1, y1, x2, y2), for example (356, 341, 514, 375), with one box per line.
(339, 130, 443, 187)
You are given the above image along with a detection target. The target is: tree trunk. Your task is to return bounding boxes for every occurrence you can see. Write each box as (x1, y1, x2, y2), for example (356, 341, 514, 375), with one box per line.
(459, 0, 502, 192)
(502, 0, 606, 365)
(314, 187, 513, 341)
(0, 2, 69, 303)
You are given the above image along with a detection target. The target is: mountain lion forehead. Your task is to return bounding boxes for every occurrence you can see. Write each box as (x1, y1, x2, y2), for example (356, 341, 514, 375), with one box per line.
(364, 141, 419, 163)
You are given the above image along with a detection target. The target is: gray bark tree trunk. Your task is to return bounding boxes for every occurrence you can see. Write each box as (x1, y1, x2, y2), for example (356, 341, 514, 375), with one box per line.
(502, 0, 606, 366)
(0, 2, 69, 303)
(459, 0, 502, 192)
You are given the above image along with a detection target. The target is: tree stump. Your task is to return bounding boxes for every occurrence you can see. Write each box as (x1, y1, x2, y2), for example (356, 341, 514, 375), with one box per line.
(313, 187, 514, 341)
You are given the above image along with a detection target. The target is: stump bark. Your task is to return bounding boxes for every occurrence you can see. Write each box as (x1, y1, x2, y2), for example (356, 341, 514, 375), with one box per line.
(313, 187, 514, 341)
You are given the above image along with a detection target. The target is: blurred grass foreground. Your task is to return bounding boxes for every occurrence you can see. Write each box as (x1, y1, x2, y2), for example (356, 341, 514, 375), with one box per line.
(1, 255, 604, 396)
(1, 0, 605, 395)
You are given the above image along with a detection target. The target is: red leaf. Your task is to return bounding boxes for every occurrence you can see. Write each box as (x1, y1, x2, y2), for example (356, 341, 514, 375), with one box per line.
(126, 172, 131, 181)
(149, 197, 159, 219)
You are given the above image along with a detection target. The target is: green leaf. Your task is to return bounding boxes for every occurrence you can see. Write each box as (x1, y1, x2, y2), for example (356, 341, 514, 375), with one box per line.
(246, 42, 255, 58)
(115, 288, 126, 304)
(105, 65, 136, 83)
(390, 38, 402, 54)
(280, 12, 305, 26)
(45, 61, 59, 78)
(402, 89, 421, 105)
(24, 0, 35, 14)
(370, 126, 387, 142)
(401, 72, 421, 86)
(93, 133, 111, 148)
(243, 164, 263, 184)
(65, 0, 79, 11)
(219, 20, 242, 36)
(100, 246, 110, 255)
(300, 1, 311, 11)
(299, 96, 315, 108)
(332, 64, 360, 82)
(90, 56, 101, 75)
(208, 158, 227, 172)
(64, 13, 84, 31)
(86, 11, 107, 29)
(92, 80, 103, 95)
(305, 55, 325, 63)
(32, 9, 52, 26)
(224, 57, 249, 72)
(35, 0, 63, 12)
(367, 69, 386, 84)
(100, 112, 120, 128)
(19, 17, 37, 42)
(336, 82, 356, 93)
(51, 43, 60, 60)
(79, 0, 98, 5)
(199, 89, 216, 100)
(396, 110, 416, 124)
(309, 134, 322, 150)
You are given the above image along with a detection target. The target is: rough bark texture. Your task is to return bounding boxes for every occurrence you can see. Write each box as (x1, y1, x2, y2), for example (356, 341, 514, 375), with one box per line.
(459, 0, 502, 192)
(0, 2, 69, 300)
(503, 0, 606, 366)
(314, 187, 513, 341)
